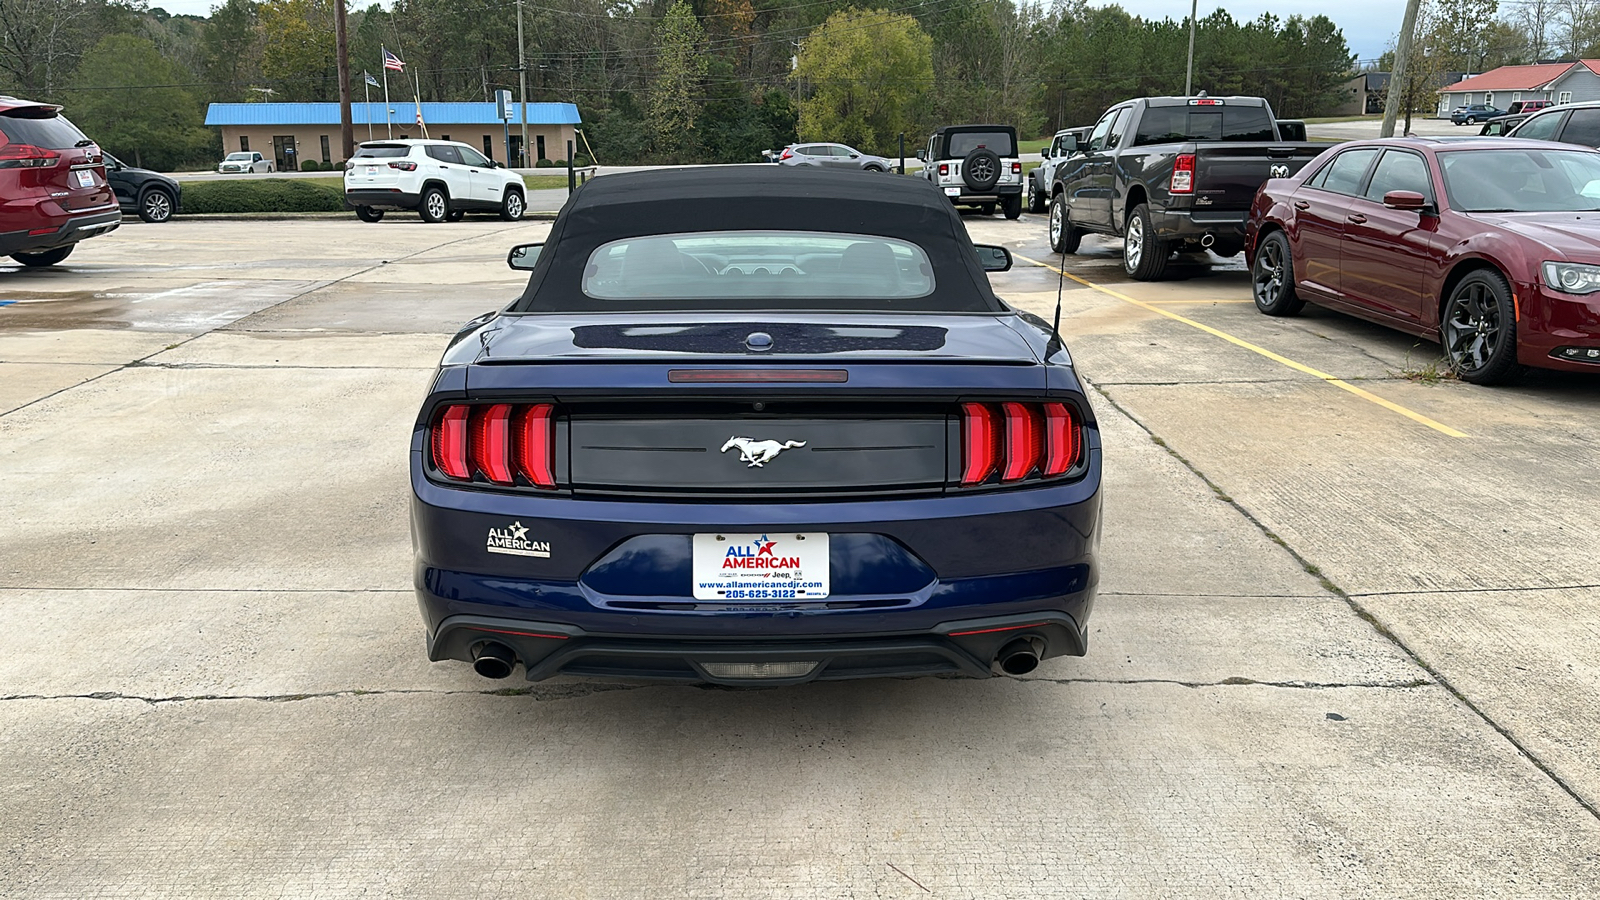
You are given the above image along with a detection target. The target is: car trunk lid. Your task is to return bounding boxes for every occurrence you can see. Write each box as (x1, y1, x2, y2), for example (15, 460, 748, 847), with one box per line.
(0, 104, 113, 213)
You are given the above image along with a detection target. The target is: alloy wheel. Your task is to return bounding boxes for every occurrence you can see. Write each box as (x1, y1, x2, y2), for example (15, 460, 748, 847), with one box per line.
(970, 158, 994, 181)
(505, 192, 523, 219)
(1253, 238, 1283, 306)
(1443, 280, 1505, 372)
(1125, 215, 1144, 269)
(426, 192, 447, 220)
(142, 192, 172, 223)
(1049, 200, 1062, 247)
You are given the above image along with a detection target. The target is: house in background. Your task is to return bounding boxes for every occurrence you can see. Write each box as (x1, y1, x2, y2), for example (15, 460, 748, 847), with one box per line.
(203, 102, 582, 171)
(1331, 73, 1392, 116)
(1436, 62, 1600, 116)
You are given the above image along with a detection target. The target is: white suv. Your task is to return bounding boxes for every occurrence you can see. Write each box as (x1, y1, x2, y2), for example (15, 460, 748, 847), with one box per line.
(344, 139, 526, 223)
(917, 125, 1024, 219)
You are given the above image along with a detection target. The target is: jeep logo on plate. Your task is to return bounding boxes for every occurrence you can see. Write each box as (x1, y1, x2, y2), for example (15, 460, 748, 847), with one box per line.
(1270, 164, 1290, 178)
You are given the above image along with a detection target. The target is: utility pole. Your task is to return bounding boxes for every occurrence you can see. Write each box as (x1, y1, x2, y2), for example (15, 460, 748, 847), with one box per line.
(1382, 0, 1424, 138)
(517, 0, 530, 169)
(334, 0, 354, 160)
(1185, 0, 1198, 95)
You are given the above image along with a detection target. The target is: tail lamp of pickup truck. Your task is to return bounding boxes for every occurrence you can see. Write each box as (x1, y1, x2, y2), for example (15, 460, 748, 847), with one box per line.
(1170, 153, 1196, 194)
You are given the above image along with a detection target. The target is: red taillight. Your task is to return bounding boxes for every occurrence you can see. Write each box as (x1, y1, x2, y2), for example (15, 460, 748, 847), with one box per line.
(1000, 402, 1042, 481)
(1170, 153, 1196, 194)
(0, 143, 59, 169)
(938, 163, 949, 177)
(431, 402, 556, 488)
(960, 402, 1000, 485)
(1011, 162, 1022, 174)
(469, 403, 515, 484)
(1041, 402, 1081, 476)
(388, 160, 418, 171)
(514, 403, 556, 488)
(960, 401, 1082, 486)
(431, 405, 472, 480)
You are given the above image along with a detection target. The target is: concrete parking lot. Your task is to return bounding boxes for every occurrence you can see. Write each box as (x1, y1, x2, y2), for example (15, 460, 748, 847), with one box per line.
(3, 212, 1599, 897)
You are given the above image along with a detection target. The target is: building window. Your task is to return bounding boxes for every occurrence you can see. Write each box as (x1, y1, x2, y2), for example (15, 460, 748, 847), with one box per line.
(320, 135, 331, 164)
(1484, 92, 1493, 107)
(1561, 91, 1573, 104)
(536, 135, 546, 160)
(240, 136, 249, 151)
(483, 135, 494, 161)
(440, 134, 449, 141)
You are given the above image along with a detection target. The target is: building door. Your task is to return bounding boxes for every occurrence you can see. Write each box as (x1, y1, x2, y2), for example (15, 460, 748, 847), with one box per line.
(272, 135, 298, 172)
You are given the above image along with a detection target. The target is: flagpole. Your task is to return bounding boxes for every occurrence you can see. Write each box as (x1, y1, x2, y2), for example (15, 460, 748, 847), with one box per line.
(382, 49, 392, 139)
(411, 66, 427, 139)
(362, 73, 372, 142)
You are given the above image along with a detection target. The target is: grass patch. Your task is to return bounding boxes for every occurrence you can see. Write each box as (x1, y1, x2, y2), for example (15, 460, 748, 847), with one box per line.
(1018, 138, 1051, 154)
(522, 174, 574, 189)
(1393, 350, 1459, 385)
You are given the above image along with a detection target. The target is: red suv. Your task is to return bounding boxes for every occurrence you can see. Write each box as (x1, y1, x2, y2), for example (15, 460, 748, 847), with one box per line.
(0, 96, 120, 267)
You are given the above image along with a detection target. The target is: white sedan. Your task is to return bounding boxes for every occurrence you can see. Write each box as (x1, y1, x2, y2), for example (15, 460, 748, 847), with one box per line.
(217, 151, 273, 174)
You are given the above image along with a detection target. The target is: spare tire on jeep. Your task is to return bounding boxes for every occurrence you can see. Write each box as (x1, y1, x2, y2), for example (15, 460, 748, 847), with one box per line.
(963, 148, 1001, 192)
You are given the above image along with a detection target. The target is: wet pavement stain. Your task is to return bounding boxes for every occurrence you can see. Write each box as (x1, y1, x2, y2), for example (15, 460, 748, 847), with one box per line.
(0, 281, 323, 333)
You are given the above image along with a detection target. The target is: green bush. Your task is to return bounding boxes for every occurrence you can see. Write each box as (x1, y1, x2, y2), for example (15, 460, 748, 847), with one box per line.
(299, 160, 322, 172)
(181, 178, 346, 213)
(535, 158, 555, 168)
(574, 154, 592, 167)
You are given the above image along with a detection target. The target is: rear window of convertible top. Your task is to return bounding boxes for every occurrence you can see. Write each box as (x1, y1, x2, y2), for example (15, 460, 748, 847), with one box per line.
(580, 231, 936, 303)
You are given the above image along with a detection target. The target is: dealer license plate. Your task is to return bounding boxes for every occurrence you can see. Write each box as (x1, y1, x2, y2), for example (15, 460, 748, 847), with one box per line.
(943, 186, 960, 196)
(74, 169, 95, 188)
(692, 532, 829, 601)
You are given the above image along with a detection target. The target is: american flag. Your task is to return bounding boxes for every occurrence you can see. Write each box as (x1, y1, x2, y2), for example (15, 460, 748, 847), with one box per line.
(382, 48, 405, 72)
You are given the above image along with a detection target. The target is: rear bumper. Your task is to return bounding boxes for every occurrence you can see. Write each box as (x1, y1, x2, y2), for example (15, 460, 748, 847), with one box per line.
(1150, 207, 1248, 243)
(430, 610, 1087, 684)
(0, 208, 121, 256)
(345, 189, 421, 210)
(943, 184, 1023, 203)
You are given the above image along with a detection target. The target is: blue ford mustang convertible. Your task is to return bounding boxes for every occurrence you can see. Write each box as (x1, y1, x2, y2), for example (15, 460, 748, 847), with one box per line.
(411, 167, 1102, 685)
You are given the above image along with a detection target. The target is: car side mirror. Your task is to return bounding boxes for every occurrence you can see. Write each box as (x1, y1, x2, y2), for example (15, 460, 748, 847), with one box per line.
(849, 152, 859, 158)
(973, 244, 1012, 272)
(1058, 135, 1079, 154)
(1383, 190, 1429, 212)
(508, 242, 543, 270)
(1040, 148, 1051, 160)
(915, 149, 927, 161)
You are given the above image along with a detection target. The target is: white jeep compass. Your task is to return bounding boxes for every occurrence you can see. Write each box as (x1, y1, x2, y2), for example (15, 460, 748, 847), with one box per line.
(344, 139, 526, 223)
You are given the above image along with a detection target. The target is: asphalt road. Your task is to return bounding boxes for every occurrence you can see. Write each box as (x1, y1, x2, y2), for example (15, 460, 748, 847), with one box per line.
(2, 212, 1599, 896)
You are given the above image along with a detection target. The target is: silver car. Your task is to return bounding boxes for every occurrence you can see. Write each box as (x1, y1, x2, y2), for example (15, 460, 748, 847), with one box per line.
(217, 151, 273, 174)
(775, 142, 892, 172)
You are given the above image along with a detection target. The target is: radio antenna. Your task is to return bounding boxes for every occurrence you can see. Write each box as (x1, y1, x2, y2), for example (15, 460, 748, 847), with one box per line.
(1046, 241, 1066, 357)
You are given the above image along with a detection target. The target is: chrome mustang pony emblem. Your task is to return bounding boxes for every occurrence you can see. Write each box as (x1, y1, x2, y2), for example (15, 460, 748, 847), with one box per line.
(720, 436, 806, 467)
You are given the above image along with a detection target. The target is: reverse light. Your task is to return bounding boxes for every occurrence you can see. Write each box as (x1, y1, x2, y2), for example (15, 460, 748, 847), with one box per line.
(960, 401, 1083, 486)
(1171, 153, 1196, 194)
(1542, 261, 1600, 294)
(388, 160, 418, 171)
(1011, 162, 1022, 174)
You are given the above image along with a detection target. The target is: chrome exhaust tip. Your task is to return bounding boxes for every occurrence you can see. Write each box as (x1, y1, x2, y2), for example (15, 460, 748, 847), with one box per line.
(471, 642, 517, 679)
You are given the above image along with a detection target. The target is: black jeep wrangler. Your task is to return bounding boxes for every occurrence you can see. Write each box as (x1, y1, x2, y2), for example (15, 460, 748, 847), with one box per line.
(917, 124, 1024, 219)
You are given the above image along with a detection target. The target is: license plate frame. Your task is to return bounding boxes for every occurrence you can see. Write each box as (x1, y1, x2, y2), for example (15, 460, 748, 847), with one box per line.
(691, 532, 829, 601)
(74, 169, 95, 188)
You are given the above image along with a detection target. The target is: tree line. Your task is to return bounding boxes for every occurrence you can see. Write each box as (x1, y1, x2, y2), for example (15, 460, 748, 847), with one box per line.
(0, 0, 1356, 171)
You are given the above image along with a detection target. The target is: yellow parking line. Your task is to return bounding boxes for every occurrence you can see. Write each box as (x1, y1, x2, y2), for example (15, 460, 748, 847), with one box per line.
(1015, 253, 1468, 438)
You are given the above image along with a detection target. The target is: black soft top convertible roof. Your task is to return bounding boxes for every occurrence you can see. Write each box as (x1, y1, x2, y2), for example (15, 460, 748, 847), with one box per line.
(511, 166, 1004, 313)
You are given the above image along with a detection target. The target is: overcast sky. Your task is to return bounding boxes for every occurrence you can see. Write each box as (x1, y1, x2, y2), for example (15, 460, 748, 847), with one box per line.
(146, 0, 1400, 62)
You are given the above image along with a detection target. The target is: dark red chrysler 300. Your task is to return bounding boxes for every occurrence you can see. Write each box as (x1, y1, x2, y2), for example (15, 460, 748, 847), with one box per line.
(1245, 137, 1600, 384)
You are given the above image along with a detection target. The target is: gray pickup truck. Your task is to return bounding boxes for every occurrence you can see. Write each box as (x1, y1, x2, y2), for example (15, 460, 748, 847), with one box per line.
(1049, 95, 1325, 280)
